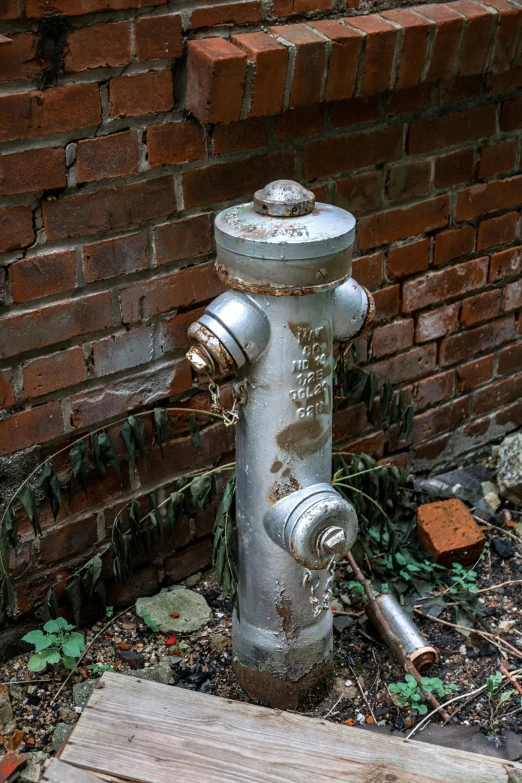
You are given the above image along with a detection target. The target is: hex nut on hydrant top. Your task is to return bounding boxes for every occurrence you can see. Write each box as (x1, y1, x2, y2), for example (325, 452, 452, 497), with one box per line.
(186, 180, 374, 709)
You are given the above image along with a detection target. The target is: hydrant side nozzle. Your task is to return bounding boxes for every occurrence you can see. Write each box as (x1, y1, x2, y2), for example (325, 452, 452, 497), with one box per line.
(333, 278, 375, 343)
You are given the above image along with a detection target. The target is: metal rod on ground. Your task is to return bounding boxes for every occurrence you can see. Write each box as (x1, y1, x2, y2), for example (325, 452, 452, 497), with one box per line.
(346, 552, 451, 722)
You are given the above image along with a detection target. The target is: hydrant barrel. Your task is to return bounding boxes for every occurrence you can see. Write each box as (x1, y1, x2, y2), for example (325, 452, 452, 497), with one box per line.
(186, 181, 374, 709)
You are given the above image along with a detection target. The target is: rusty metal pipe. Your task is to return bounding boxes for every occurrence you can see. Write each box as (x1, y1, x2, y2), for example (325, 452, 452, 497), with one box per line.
(186, 181, 374, 709)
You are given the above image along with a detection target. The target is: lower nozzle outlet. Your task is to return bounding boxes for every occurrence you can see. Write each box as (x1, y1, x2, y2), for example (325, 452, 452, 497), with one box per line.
(264, 483, 358, 570)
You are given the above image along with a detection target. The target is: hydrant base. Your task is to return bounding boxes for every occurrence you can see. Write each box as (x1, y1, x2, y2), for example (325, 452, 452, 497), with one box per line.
(233, 657, 334, 711)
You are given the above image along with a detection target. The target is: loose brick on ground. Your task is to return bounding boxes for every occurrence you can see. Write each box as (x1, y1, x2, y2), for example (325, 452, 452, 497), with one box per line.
(417, 498, 486, 567)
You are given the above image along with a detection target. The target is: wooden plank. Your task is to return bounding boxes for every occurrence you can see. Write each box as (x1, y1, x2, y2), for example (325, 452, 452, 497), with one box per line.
(43, 759, 108, 783)
(60, 672, 520, 783)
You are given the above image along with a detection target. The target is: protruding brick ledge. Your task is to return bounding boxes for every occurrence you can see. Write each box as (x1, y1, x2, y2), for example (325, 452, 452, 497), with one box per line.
(187, 0, 522, 124)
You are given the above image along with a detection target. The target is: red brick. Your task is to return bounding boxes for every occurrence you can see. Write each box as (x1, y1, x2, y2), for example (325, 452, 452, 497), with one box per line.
(147, 121, 206, 168)
(448, 0, 494, 76)
(386, 84, 431, 115)
(457, 355, 494, 392)
(331, 96, 380, 127)
(416, 303, 459, 343)
(77, 130, 139, 183)
(332, 402, 369, 443)
(414, 433, 451, 465)
(373, 285, 400, 321)
(381, 9, 431, 89)
(386, 161, 431, 201)
(434, 148, 474, 189)
(498, 342, 522, 375)
(311, 185, 330, 203)
(294, 0, 332, 10)
(40, 516, 98, 565)
(0, 401, 64, 457)
(438, 75, 481, 104)
(358, 196, 449, 251)
(270, 24, 326, 109)
(0, 32, 42, 81)
(352, 252, 383, 289)
(456, 175, 522, 221)
(460, 290, 500, 327)
(417, 498, 485, 567)
(371, 343, 437, 385)
(485, 68, 522, 93)
(154, 214, 213, 266)
(345, 15, 398, 96)
(110, 70, 173, 119)
(92, 326, 154, 377)
(474, 374, 522, 415)
(24, 347, 87, 399)
(135, 14, 182, 62)
(64, 22, 131, 72)
(231, 32, 288, 118)
(165, 539, 213, 585)
(193, 1, 261, 27)
(0, 0, 20, 19)
(433, 225, 475, 266)
(159, 306, 206, 354)
(504, 279, 522, 311)
(342, 431, 385, 459)
(308, 20, 362, 102)
(386, 238, 430, 281)
(372, 318, 414, 358)
(0, 207, 34, 253)
(0, 147, 65, 196)
(43, 176, 176, 240)
(410, 396, 469, 445)
(26, 0, 167, 16)
(183, 149, 294, 209)
(489, 246, 522, 281)
(213, 117, 267, 154)
(304, 126, 402, 179)
(402, 257, 488, 313)
(440, 315, 515, 365)
(0, 84, 101, 143)
(501, 97, 522, 132)
(83, 232, 148, 283)
(478, 139, 517, 178)
(408, 105, 496, 155)
(413, 4, 464, 81)
(9, 250, 76, 303)
(275, 105, 325, 140)
(187, 38, 247, 124)
(71, 360, 191, 429)
(0, 292, 113, 360)
(477, 212, 517, 251)
(0, 370, 15, 409)
(335, 171, 382, 213)
(120, 261, 226, 324)
(416, 371, 454, 410)
(485, 0, 522, 73)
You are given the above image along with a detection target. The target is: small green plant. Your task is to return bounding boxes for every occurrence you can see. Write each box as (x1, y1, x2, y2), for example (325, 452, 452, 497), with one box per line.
(105, 605, 114, 619)
(389, 674, 457, 715)
(88, 663, 114, 674)
(22, 617, 85, 672)
(140, 610, 160, 632)
(449, 563, 478, 595)
(347, 580, 365, 597)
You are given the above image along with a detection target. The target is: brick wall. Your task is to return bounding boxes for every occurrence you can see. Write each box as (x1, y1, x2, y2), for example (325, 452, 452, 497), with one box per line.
(1, 0, 521, 617)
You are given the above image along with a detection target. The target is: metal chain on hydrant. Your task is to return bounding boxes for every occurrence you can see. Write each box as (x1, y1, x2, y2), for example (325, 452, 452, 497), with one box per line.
(303, 555, 337, 618)
(207, 377, 247, 427)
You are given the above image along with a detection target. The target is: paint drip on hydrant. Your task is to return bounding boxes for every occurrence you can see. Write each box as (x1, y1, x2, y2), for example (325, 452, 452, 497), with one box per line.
(186, 181, 375, 709)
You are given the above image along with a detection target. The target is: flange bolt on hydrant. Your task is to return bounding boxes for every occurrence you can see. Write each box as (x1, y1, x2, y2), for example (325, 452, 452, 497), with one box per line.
(186, 181, 375, 710)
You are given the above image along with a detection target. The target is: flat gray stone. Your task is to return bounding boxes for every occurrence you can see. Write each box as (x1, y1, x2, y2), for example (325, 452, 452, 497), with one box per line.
(73, 678, 99, 708)
(0, 683, 14, 733)
(19, 751, 50, 783)
(498, 432, 522, 504)
(136, 587, 211, 633)
(125, 661, 174, 685)
(52, 723, 73, 751)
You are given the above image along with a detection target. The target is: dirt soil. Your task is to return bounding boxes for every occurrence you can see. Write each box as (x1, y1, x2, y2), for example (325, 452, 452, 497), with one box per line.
(1, 490, 521, 764)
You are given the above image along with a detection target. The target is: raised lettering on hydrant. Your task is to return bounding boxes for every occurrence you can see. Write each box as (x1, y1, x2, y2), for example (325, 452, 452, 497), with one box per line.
(186, 181, 375, 709)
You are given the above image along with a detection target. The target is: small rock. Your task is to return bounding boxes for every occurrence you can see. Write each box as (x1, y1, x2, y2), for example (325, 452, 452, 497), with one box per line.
(499, 619, 516, 633)
(8, 684, 24, 702)
(497, 432, 522, 505)
(209, 633, 231, 651)
(333, 615, 354, 634)
(514, 522, 522, 540)
(182, 572, 202, 588)
(481, 481, 501, 511)
(52, 723, 73, 751)
(73, 679, 100, 708)
(0, 683, 15, 733)
(491, 538, 515, 559)
(136, 588, 211, 633)
(126, 661, 174, 685)
(19, 751, 50, 783)
(58, 706, 77, 724)
(117, 648, 146, 669)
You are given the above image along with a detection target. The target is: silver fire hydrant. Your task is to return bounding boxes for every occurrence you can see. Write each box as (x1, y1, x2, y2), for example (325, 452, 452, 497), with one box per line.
(186, 181, 374, 709)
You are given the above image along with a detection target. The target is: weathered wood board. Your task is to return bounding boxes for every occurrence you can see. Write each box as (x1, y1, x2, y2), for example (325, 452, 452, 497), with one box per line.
(43, 758, 108, 782)
(58, 671, 520, 783)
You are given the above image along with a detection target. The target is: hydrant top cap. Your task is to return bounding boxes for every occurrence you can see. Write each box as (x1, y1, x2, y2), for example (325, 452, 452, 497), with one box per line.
(215, 180, 355, 262)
